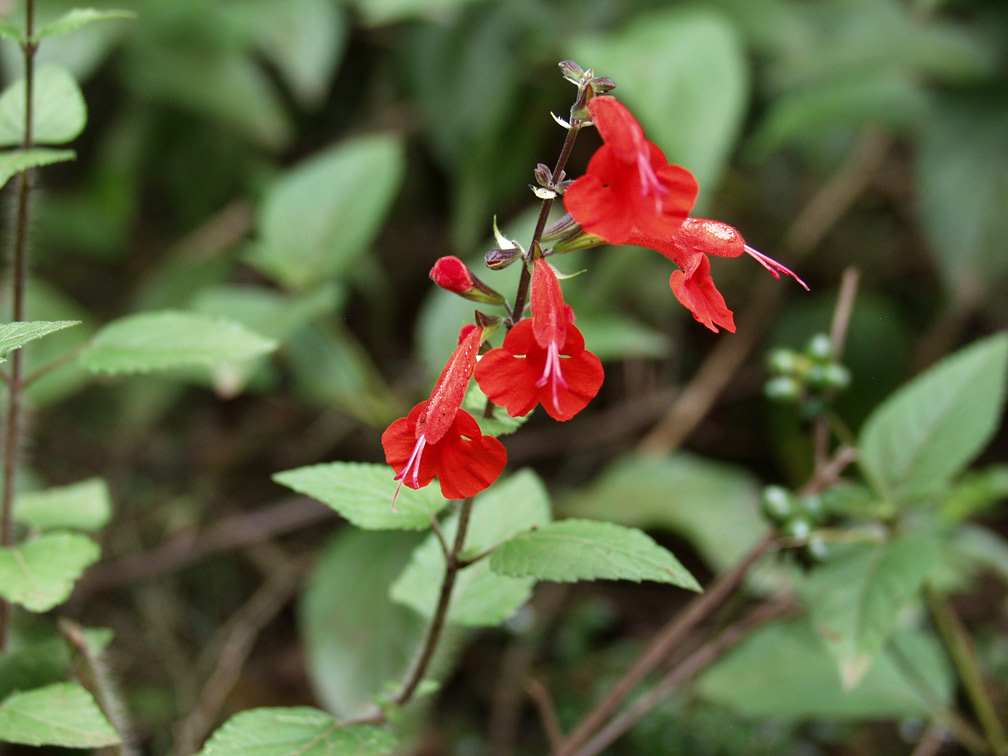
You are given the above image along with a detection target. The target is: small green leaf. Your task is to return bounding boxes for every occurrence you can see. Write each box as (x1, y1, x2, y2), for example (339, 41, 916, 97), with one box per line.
(490, 519, 700, 590)
(0, 65, 87, 147)
(463, 382, 529, 438)
(197, 707, 395, 756)
(940, 465, 1008, 524)
(0, 319, 79, 361)
(14, 478, 112, 532)
(80, 311, 277, 375)
(0, 20, 22, 41)
(390, 470, 550, 626)
(33, 9, 135, 41)
(801, 533, 942, 688)
(858, 332, 1008, 503)
(0, 148, 75, 189)
(248, 134, 405, 290)
(0, 531, 100, 611)
(0, 682, 119, 748)
(274, 462, 449, 531)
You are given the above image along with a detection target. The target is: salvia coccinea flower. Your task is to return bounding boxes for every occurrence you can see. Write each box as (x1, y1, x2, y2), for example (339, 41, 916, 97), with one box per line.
(475, 258, 603, 421)
(562, 95, 699, 245)
(429, 255, 505, 305)
(382, 324, 506, 505)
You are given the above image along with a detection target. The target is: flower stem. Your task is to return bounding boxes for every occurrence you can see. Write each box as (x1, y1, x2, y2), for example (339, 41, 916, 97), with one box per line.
(0, 0, 37, 653)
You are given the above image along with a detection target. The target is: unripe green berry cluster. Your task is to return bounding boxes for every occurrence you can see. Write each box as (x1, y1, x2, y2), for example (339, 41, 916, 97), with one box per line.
(761, 485, 830, 562)
(764, 333, 851, 418)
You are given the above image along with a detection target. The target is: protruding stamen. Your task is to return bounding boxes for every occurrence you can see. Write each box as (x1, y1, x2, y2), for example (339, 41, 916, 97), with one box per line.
(535, 342, 569, 410)
(392, 435, 428, 511)
(744, 245, 810, 291)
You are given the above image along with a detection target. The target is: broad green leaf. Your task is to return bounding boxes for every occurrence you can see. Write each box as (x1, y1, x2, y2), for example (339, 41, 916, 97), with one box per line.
(916, 90, 1008, 286)
(463, 382, 529, 438)
(274, 462, 449, 531)
(390, 470, 550, 626)
(800, 534, 941, 688)
(573, 312, 670, 361)
(570, 8, 748, 196)
(196, 707, 395, 756)
(0, 682, 119, 747)
(34, 9, 135, 41)
(190, 284, 341, 343)
(0, 319, 78, 361)
(489, 519, 700, 590)
(858, 333, 1008, 503)
(249, 134, 405, 290)
(0, 531, 100, 611)
(0, 148, 75, 189)
(0, 64, 87, 146)
(14, 478, 112, 532)
(697, 618, 953, 719)
(301, 530, 446, 717)
(79, 311, 277, 375)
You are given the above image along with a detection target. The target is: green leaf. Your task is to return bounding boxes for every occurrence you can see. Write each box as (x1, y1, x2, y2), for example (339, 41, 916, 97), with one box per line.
(0, 319, 79, 361)
(274, 462, 449, 531)
(463, 382, 529, 438)
(34, 9, 135, 41)
(858, 332, 1008, 503)
(0, 148, 75, 189)
(14, 478, 112, 532)
(800, 533, 941, 688)
(697, 618, 953, 719)
(197, 707, 395, 756)
(190, 284, 341, 343)
(573, 312, 670, 361)
(570, 7, 748, 195)
(489, 519, 700, 590)
(940, 465, 1008, 524)
(0, 629, 114, 701)
(0, 682, 119, 747)
(79, 311, 278, 375)
(0, 64, 87, 147)
(249, 134, 405, 290)
(0, 531, 100, 611)
(351, 0, 489, 26)
(390, 470, 550, 627)
(0, 19, 21, 41)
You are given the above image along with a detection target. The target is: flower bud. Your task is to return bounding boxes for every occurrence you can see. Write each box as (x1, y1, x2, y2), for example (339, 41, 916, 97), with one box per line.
(590, 76, 616, 94)
(558, 60, 584, 84)
(430, 256, 505, 305)
(534, 163, 553, 188)
(485, 246, 522, 270)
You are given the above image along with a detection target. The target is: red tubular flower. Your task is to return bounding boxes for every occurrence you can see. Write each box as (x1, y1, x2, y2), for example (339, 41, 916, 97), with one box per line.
(563, 96, 699, 245)
(382, 325, 506, 504)
(475, 259, 603, 421)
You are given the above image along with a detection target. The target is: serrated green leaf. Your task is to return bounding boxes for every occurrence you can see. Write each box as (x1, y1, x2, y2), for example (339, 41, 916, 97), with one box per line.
(0, 65, 87, 146)
(463, 382, 529, 438)
(34, 9, 135, 41)
(0, 319, 78, 361)
(0, 148, 75, 189)
(858, 333, 1008, 503)
(79, 311, 277, 375)
(697, 618, 953, 719)
(390, 470, 550, 627)
(800, 534, 941, 688)
(489, 519, 700, 590)
(0, 531, 99, 611)
(248, 134, 405, 290)
(274, 462, 449, 531)
(14, 477, 112, 532)
(197, 707, 395, 756)
(0, 682, 119, 748)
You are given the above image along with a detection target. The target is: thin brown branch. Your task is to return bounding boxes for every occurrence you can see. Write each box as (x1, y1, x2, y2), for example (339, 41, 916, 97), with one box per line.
(526, 678, 564, 752)
(910, 724, 950, 756)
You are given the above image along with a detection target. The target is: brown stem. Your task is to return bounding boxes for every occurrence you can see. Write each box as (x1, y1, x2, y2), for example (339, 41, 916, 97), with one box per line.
(553, 531, 779, 756)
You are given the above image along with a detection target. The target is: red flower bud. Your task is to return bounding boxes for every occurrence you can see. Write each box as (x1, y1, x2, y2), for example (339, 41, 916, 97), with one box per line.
(430, 256, 506, 305)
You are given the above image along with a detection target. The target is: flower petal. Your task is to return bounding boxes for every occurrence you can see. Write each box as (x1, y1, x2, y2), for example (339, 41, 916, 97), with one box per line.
(435, 411, 507, 499)
(669, 255, 736, 333)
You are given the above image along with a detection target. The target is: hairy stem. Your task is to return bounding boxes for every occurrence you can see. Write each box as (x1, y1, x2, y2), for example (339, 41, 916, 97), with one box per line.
(0, 0, 37, 652)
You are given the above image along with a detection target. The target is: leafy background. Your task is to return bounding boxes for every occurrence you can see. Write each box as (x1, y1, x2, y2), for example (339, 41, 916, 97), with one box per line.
(1, 0, 1006, 754)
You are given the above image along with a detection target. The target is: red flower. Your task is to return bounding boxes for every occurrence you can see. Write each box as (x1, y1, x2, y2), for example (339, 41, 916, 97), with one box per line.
(629, 218, 809, 334)
(563, 96, 698, 245)
(475, 259, 603, 421)
(382, 325, 506, 504)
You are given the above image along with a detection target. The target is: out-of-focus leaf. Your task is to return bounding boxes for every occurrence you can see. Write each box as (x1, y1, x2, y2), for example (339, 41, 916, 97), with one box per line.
(0, 532, 100, 612)
(571, 7, 748, 197)
(21, 281, 94, 406)
(0, 319, 78, 361)
(0, 148, 75, 189)
(858, 333, 1008, 504)
(573, 312, 670, 361)
(248, 135, 405, 290)
(190, 284, 340, 343)
(0, 683, 120, 748)
(490, 519, 700, 589)
(0, 64, 87, 146)
(390, 470, 550, 627)
(697, 618, 953, 719)
(800, 534, 942, 688)
(0, 19, 21, 40)
(463, 383, 530, 438)
(196, 707, 394, 756)
(14, 478, 112, 532)
(916, 89, 1008, 287)
(354, 0, 492, 29)
(274, 462, 449, 531)
(0, 629, 114, 701)
(34, 9, 135, 41)
(940, 465, 1008, 524)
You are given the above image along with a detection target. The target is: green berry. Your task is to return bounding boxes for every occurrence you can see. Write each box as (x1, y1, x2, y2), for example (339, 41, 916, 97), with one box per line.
(806, 534, 829, 561)
(805, 333, 833, 363)
(805, 364, 830, 391)
(768, 348, 799, 376)
(823, 363, 851, 391)
(782, 516, 812, 541)
(798, 494, 825, 524)
(761, 486, 794, 523)
(765, 376, 801, 402)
